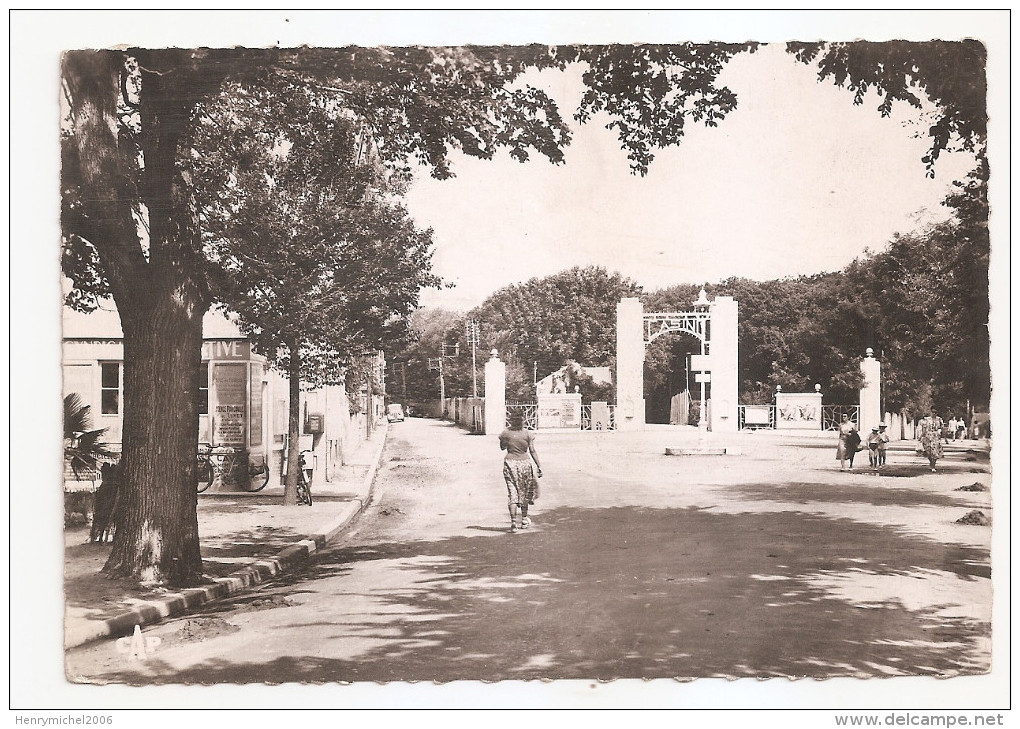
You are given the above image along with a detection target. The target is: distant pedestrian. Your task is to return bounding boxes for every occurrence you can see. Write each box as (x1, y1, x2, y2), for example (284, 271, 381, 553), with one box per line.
(499, 412, 543, 533)
(918, 411, 945, 472)
(836, 413, 859, 471)
(866, 426, 882, 469)
(877, 424, 890, 467)
(954, 416, 967, 441)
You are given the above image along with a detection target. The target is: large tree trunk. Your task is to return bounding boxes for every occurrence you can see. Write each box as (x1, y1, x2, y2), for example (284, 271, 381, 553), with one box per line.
(283, 343, 302, 506)
(103, 298, 205, 584)
(100, 53, 216, 585)
(63, 50, 222, 585)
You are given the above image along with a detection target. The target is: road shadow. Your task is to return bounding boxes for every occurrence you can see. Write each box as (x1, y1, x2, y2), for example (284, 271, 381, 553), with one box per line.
(87, 503, 992, 685)
(201, 526, 307, 559)
(731, 480, 989, 509)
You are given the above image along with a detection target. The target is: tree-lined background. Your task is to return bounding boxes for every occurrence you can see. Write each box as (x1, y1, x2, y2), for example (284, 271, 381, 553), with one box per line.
(392, 154, 988, 423)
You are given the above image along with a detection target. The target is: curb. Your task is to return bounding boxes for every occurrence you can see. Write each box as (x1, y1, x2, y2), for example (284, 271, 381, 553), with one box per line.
(64, 424, 389, 651)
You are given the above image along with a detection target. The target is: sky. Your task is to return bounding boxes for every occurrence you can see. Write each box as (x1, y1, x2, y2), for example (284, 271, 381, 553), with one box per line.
(405, 42, 978, 311)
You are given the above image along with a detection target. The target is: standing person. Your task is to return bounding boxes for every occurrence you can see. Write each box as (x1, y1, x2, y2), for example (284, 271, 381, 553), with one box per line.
(918, 410, 945, 472)
(499, 412, 542, 533)
(836, 413, 859, 471)
(866, 426, 882, 470)
(877, 423, 890, 468)
(955, 416, 967, 441)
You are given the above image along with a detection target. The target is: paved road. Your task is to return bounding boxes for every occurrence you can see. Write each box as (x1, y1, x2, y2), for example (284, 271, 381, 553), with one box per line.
(65, 418, 992, 684)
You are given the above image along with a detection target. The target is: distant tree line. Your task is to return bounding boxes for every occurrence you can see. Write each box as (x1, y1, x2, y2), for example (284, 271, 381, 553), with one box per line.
(398, 163, 989, 422)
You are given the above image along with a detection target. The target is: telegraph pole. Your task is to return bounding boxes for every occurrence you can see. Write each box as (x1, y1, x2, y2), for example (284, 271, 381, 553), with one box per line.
(428, 357, 446, 415)
(467, 319, 480, 398)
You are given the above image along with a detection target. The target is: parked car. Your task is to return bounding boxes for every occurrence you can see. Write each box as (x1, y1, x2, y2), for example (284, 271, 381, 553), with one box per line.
(386, 404, 405, 423)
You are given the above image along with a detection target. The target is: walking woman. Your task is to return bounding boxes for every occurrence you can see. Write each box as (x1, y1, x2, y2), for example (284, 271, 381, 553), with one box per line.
(499, 412, 542, 533)
(836, 413, 859, 471)
(918, 410, 945, 472)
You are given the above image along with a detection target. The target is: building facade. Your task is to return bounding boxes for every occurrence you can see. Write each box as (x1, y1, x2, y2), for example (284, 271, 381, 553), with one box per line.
(62, 306, 383, 491)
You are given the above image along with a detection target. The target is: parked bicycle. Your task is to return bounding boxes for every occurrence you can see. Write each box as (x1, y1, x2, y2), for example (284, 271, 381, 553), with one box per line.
(296, 450, 313, 506)
(197, 443, 216, 493)
(197, 444, 270, 493)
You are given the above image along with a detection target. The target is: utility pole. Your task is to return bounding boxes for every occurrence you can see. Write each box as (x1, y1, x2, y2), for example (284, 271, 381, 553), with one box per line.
(428, 357, 446, 416)
(467, 319, 480, 399)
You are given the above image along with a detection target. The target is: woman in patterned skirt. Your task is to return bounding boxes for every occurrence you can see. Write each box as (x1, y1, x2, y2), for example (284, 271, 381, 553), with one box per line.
(499, 412, 543, 533)
(917, 410, 945, 472)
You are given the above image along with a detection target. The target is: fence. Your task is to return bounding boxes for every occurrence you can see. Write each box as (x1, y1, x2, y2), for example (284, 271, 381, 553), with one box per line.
(738, 404, 775, 430)
(739, 404, 863, 431)
(505, 403, 617, 431)
(821, 404, 861, 431)
(581, 403, 617, 430)
(506, 402, 537, 430)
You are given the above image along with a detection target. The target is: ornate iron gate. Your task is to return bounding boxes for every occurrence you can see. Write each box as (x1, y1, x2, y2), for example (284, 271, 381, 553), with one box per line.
(506, 403, 617, 431)
(822, 405, 861, 431)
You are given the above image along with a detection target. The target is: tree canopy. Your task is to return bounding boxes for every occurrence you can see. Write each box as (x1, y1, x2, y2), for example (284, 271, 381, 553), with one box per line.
(787, 40, 987, 175)
(188, 75, 439, 386)
(186, 74, 442, 503)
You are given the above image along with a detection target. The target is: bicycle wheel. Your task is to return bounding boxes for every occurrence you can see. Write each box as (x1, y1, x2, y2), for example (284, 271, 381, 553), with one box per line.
(197, 457, 213, 493)
(247, 460, 270, 492)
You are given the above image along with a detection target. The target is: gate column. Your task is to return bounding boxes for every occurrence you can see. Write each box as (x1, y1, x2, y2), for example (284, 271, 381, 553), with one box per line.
(483, 349, 506, 435)
(859, 349, 881, 431)
(708, 296, 739, 432)
(616, 297, 646, 431)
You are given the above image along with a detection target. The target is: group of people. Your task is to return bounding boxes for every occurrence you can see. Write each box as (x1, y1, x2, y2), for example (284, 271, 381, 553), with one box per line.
(836, 413, 890, 471)
(500, 408, 973, 530)
(946, 415, 969, 442)
(837, 410, 962, 473)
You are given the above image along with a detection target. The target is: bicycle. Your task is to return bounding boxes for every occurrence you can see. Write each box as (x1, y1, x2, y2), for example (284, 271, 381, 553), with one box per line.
(197, 443, 215, 493)
(197, 445, 269, 493)
(296, 450, 313, 506)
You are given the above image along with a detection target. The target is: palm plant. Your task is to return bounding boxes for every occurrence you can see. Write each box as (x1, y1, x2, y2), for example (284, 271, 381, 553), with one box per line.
(63, 393, 115, 478)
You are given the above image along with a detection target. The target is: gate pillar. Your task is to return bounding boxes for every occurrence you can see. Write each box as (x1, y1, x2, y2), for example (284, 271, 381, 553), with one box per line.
(859, 349, 882, 431)
(708, 296, 739, 432)
(616, 297, 646, 430)
(483, 349, 506, 435)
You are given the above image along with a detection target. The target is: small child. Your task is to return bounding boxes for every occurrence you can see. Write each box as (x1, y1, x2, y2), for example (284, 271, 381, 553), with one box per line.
(877, 424, 890, 468)
(866, 426, 882, 469)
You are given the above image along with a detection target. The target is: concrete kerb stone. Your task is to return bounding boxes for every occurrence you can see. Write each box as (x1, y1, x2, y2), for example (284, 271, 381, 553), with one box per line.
(64, 423, 390, 651)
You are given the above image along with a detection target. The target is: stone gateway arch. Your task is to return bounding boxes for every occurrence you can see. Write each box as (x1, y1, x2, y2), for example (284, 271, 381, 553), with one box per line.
(615, 295, 739, 432)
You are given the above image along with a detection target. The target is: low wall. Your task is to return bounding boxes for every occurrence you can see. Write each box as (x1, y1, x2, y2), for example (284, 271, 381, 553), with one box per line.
(440, 397, 485, 433)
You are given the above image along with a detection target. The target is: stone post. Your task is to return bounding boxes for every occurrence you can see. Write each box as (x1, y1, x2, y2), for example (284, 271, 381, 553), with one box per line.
(708, 296, 739, 432)
(859, 348, 882, 431)
(616, 297, 646, 431)
(483, 349, 506, 436)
